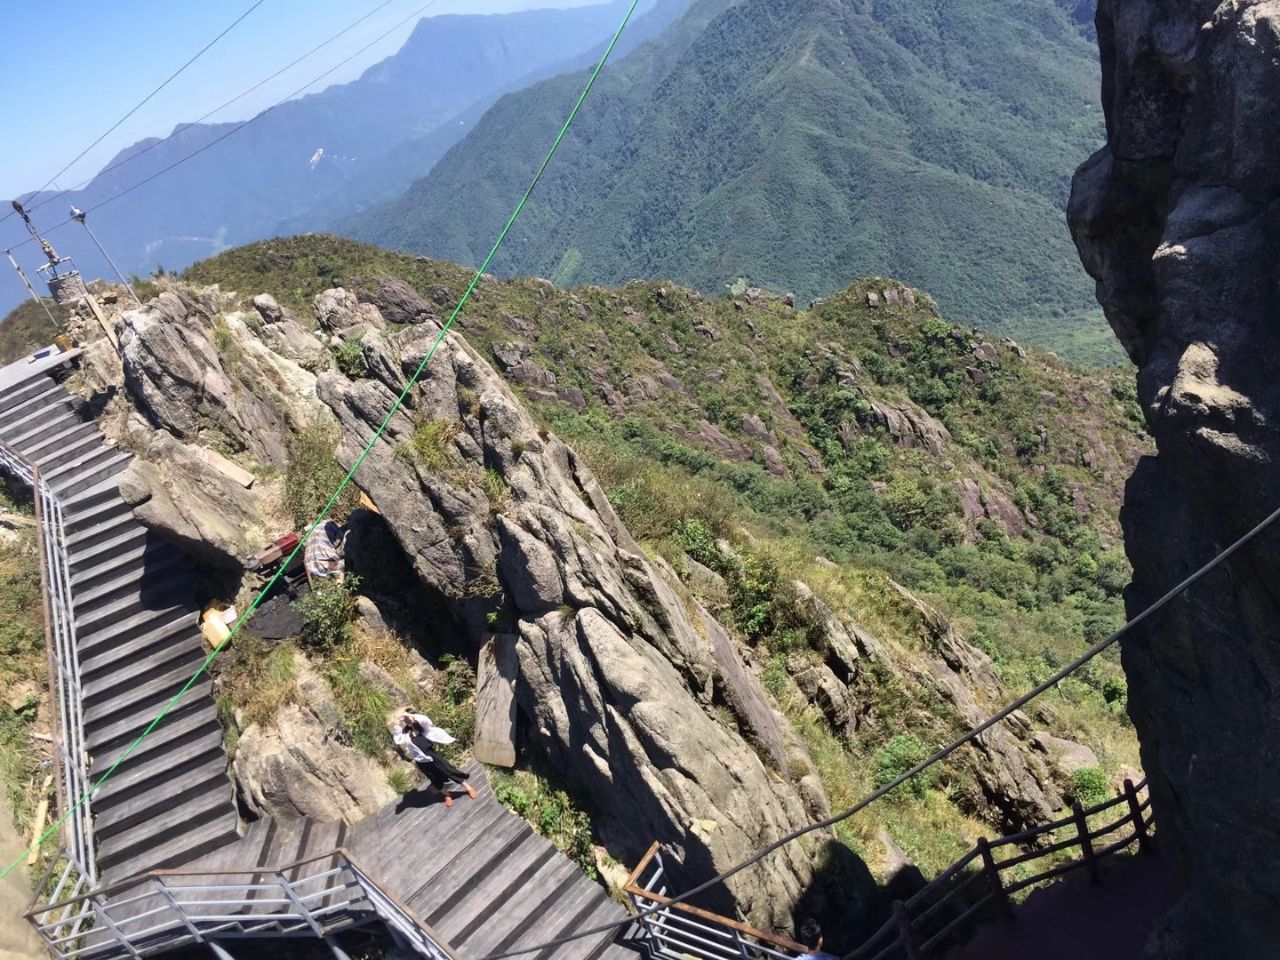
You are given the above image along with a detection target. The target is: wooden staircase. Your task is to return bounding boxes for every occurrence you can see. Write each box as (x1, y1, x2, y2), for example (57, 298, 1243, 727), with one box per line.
(0, 367, 241, 883)
(5, 354, 640, 960)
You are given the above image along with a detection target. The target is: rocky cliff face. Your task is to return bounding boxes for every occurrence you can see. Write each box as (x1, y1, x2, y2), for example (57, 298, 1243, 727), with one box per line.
(318, 318, 821, 923)
(1068, 2, 1280, 955)
(81, 261, 1134, 936)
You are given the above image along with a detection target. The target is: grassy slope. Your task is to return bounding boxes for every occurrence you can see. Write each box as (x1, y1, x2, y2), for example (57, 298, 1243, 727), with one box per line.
(346, 0, 1117, 362)
(186, 235, 1146, 876)
(0, 481, 54, 879)
(0, 300, 68, 366)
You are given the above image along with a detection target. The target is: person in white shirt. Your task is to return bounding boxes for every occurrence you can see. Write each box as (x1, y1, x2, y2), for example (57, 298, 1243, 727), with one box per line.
(392, 710, 477, 807)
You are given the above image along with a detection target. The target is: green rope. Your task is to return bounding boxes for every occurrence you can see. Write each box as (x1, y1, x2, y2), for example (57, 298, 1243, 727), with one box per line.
(3, 0, 641, 882)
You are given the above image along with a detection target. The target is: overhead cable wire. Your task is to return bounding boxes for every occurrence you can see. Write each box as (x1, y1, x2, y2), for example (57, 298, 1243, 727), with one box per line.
(0, 0, 644, 880)
(22, 0, 400, 217)
(474, 500, 1280, 960)
(8, 0, 446, 251)
(1, 0, 268, 224)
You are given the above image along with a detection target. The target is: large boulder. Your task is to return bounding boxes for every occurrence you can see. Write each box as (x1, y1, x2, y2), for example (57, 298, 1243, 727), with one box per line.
(316, 322, 819, 926)
(118, 293, 325, 465)
(117, 418, 289, 569)
(1068, 2, 1280, 954)
(231, 653, 396, 821)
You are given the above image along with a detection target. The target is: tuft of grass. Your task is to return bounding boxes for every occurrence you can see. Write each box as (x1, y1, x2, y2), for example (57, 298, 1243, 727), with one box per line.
(396, 418, 460, 472)
(218, 639, 299, 731)
(284, 422, 360, 527)
(492, 767, 597, 879)
(481, 469, 509, 509)
(388, 766, 417, 794)
(326, 659, 393, 759)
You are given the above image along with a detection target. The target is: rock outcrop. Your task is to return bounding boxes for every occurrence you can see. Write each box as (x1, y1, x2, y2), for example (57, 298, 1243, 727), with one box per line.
(118, 286, 325, 465)
(117, 417, 288, 569)
(1068, 2, 1280, 955)
(317, 321, 818, 925)
(232, 653, 396, 822)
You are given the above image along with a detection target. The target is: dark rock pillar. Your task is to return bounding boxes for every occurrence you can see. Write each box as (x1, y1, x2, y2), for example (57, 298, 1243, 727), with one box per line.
(1068, 2, 1280, 956)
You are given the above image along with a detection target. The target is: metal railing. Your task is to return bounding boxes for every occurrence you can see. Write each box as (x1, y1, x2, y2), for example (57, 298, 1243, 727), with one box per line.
(0, 441, 96, 881)
(24, 847, 459, 960)
(624, 844, 807, 960)
(847, 778, 1152, 960)
(626, 778, 1153, 960)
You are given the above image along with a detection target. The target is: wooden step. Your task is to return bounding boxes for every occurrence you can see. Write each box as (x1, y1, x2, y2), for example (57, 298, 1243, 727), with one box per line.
(92, 727, 225, 812)
(0, 385, 72, 434)
(75, 572, 189, 639)
(84, 678, 212, 754)
(62, 492, 131, 537)
(0, 379, 59, 419)
(14, 418, 96, 460)
(69, 528, 151, 577)
(49, 449, 131, 498)
(84, 658, 210, 736)
(82, 637, 204, 706)
(93, 755, 230, 840)
(61, 476, 126, 517)
(79, 612, 198, 683)
(91, 708, 222, 771)
(98, 808, 240, 884)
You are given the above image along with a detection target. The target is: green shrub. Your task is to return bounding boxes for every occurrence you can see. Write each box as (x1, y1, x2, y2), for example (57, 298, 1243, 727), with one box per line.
(762, 654, 789, 696)
(493, 769, 596, 878)
(1070, 766, 1111, 808)
(874, 734, 931, 799)
(332, 338, 367, 378)
(297, 576, 360, 651)
(284, 423, 360, 527)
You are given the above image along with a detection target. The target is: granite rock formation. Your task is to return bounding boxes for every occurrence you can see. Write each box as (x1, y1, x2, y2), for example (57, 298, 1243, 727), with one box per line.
(317, 320, 819, 925)
(1068, 2, 1280, 955)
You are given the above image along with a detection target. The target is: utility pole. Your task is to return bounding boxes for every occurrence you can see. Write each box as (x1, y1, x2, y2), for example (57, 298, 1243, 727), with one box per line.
(70, 207, 141, 306)
(10, 200, 87, 305)
(4, 249, 61, 330)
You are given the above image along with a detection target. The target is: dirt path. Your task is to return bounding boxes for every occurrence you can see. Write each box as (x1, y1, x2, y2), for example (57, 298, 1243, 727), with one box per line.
(0, 805, 44, 960)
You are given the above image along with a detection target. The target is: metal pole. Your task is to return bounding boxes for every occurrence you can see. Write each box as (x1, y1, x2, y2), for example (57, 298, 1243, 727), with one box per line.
(70, 208, 141, 306)
(4, 249, 61, 329)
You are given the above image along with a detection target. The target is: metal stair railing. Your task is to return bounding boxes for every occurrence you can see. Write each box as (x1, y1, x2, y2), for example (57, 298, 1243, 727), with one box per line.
(625, 779, 1154, 960)
(0, 441, 96, 883)
(623, 845, 807, 960)
(24, 847, 460, 960)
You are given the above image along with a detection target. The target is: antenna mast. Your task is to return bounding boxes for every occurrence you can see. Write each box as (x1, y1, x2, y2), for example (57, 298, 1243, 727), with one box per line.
(10, 200, 88, 304)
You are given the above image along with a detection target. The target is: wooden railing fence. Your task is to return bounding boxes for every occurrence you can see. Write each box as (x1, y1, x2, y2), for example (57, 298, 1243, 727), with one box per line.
(626, 778, 1153, 960)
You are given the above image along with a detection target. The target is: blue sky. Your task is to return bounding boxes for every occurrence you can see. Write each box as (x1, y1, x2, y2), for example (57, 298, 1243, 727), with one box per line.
(0, 0, 595, 200)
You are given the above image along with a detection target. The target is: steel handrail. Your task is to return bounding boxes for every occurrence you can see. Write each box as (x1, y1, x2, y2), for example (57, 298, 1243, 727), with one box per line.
(26, 845, 461, 960)
(0, 441, 96, 881)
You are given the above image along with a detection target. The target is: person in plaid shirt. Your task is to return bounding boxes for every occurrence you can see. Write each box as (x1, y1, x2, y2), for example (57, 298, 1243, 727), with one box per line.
(303, 519, 347, 587)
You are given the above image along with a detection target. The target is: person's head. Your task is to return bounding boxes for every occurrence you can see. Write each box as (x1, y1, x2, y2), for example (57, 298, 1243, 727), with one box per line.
(401, 714, 420, 734)
(799, 919, 822, 950)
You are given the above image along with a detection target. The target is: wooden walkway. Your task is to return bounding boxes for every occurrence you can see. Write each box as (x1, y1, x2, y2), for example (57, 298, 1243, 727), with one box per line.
(945, 851, 1182, 960)
(176, 765, 641, 960)
(0, 367, 240, 883)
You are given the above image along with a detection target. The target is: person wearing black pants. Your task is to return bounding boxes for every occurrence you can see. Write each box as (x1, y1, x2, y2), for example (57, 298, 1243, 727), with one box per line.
(393, 711, 477, 807)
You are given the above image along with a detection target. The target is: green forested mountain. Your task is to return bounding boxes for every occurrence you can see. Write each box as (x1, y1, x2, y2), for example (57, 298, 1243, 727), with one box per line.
(346, 0, 1114, 360)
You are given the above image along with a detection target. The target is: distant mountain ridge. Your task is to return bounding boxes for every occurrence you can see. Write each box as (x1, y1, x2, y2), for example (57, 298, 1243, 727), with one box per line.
(346, 0, 1112, 358)
(0, 0, 666, 315)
